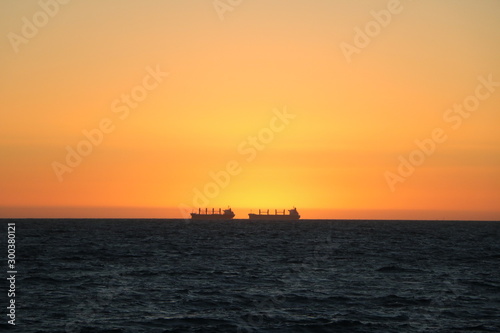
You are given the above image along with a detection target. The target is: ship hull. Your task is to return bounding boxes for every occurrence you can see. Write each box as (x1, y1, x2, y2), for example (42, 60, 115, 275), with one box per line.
(190, 214, 234, 221)
(248, 214, 300, 221)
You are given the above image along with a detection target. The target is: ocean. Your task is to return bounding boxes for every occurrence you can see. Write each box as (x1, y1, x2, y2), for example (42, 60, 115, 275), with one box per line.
(1, 219, 499, 332)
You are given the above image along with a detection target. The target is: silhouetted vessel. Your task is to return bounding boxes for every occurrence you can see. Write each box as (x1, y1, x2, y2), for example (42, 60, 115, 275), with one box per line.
(190, 208, 235, 221)
(248, 208, 300, 221)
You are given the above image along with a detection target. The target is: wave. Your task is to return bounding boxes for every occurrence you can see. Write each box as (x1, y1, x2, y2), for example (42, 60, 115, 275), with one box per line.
(376, 265, 424, 273)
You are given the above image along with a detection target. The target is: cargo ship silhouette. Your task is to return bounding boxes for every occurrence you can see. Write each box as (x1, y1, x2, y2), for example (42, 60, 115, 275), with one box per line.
(189, 207, 300, 221)
(248, 207, 300, 221)
(190, 208, 235, 221)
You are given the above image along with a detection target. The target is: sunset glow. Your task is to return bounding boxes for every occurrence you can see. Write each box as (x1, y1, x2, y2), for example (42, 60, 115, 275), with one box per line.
(1, 0, 499, 219)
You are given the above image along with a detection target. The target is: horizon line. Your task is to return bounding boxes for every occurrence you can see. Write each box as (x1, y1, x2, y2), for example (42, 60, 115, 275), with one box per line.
(1, 206, 499, 221)
(1, 217, 499, 222)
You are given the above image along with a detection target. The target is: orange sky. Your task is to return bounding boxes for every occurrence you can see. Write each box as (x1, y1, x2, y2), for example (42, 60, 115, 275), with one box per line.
(1, 0, 499, 220)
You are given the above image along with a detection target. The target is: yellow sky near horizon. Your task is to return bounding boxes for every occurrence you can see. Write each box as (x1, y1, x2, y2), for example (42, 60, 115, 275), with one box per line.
(1, 0, 499, 219)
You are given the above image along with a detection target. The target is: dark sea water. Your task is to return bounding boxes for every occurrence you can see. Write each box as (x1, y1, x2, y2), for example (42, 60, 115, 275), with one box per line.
(1, 219, 500, 333)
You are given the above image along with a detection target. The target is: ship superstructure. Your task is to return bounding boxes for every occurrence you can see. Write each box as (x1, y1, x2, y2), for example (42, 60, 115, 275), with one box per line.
(190, 208, 235, 221)
(248, 208, 300, 221)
